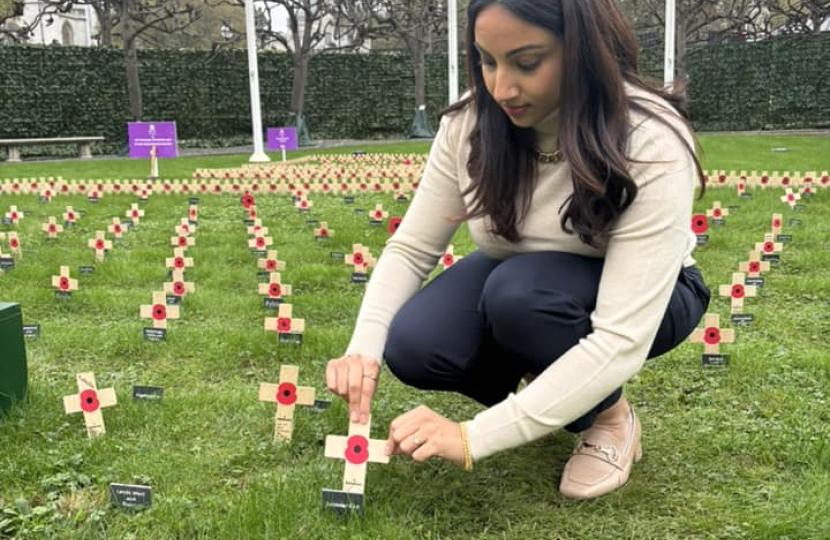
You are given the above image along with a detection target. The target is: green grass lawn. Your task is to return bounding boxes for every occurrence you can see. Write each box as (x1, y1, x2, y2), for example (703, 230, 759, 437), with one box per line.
(1, 135, 829, 540)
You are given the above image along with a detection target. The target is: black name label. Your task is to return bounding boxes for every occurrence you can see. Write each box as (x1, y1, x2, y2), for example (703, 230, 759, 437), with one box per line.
(22, 324, 41, 339)
(143, 328, 167, 342)
(730, 313, 755, 326)
(761, 254, 780, 263)
(55, 291, 72, 300)
(263, 298, 282, 310)
(166, 295, 182, 306)
(788, 219, 802, 227)
(702, 354, 729, 367)
(313, 399, 332, 410)
(793, 204, 806, 212)
(351, 273, 369, 284)
(343, 196, 355, 204)
(0, 258, 14, 270)
(727, 205, 740, 211)
(189, 197, 200, 205)
(695, 235, 709, 246)
(775, 234, 793, 243)
(711, 219, 726, 227)
(322, 489, 363, 515)
(353, 208, 366, 214)
(739, 192, 753, 198)
(306, 219, 319, 226)
(278, 333, 303, 345)
(79, 266, 95, 275)
(88, 197, 99, 203)
(257, 271, 271, 281)
(110, 483, 152, 509)
(330, 252, 345, 261)
(252, 250, 267, 258)
(745, 277, 764, 288)
(133, 385, 164, 401)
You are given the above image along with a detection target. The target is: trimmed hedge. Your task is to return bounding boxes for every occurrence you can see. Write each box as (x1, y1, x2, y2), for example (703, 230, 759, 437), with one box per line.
(0, 33, 826, 155)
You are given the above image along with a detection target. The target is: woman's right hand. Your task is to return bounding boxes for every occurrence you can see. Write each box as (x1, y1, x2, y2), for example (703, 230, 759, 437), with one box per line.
(325, 354, 381, 425)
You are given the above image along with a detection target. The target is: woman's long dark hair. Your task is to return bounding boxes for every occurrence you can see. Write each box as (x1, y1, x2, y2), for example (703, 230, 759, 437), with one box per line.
(445, 0, 705, 246)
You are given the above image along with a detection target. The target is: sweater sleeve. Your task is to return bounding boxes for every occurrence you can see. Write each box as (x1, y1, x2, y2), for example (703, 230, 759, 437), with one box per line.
(465, 114, 698, 460)
(345, 113, 467, 362)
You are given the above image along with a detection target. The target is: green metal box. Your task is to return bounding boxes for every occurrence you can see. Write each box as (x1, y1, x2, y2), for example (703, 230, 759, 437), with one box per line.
(0, 302, 28, 416)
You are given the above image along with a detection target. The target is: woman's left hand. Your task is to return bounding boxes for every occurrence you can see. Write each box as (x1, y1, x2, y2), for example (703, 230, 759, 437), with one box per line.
(385, 405, 465, 467)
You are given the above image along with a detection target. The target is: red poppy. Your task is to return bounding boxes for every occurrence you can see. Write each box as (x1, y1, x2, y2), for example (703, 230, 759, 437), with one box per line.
(190, 209, 197, 219)
(132, 210, 139, 218)
(763, 241, 774, 253)
(265, 259, 277, 271)
(718, 175, 726, 184)
(95, 240, 105, 250)
(712, 208, 721, 218)
(178, 236, 188, 247)
(256, 237, 266, 248)
(10, 212, 18, 221)
(152, 304, 167, 321)
(821, 176, 829, 186)
(269, 283, 282, 298)
(242, 195, 255, 208)
(10, 238, 19, 248)
(344, 435, 370, 465)
(704, 327, 721, 345)
(59, 277, 70, 290)
(352, 252, 364, 266)
(388, 218, 402, 234)
(761, 176, 769, 184)
(49, 224, 56, 234)
(443, 254, 455, 267)
(79, 389, 100, 413)
(174, 257, 185, 269)
(68, 212, 75, 221)
(318, 228, 329, 237)
(114, 225, 122, 234)
(772, 218, 781, 228)
(748, 262, 760, 273)
(731, 284, 745, 299)
(691, 214, 708, 234)
(787, 193, 795, 202)
(782, 177, 790, 185)
(173, 282, 185, 296)
(276, 382, 297, 405)
(277, 317, 292, 333)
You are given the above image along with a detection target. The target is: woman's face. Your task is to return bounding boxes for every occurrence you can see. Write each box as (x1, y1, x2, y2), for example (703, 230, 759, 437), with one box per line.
(474, 4, 563, 128)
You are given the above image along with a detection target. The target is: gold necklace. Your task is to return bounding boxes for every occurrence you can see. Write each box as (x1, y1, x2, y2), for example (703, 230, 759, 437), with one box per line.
(533, 148, 564, 164)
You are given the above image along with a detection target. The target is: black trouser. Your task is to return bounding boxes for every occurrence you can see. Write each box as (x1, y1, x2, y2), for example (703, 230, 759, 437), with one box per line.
(384, 251, 711, 432)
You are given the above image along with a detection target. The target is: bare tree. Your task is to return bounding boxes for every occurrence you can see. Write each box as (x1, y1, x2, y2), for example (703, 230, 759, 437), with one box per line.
(336, 0, 446, 137)
(0, 0, 69, 43)
(253, 0, 366, 145)
(762, 0, 830, 34)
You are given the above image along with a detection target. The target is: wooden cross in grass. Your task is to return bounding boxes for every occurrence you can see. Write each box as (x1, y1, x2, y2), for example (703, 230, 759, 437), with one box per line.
(258, 365, 316, 441)
(706, 201, 728, 220)
(140, 291, 180, 329)
(755, 234, 783, 258)
(345, 244, 376, 274)
(163, 269, 195, 299)
(188, 205, 198, 223)
(323, 416, 390, 509)
(718, 272, 757, 313)
(248, 232, 273, 251)
(314, 222, 333, 239)
(108, 218, 126, 239)
(88, 231, 112, 262)
(770, 213, 783, 235)
(126, 204, 144, 225)
(264, 303, 305, 336)
(171, 233, 195, 249)
(63, 206, 79, 226)
(175, 219, 195, 236)
(689, 314, 735, 355)
(258, 272, 292, 301)
(52, 266, 78, 292)
(42, 217, 64, 239)
(63, 372, 117, 438)
(295, 197, 313, 212)
(780, 188, 801, 208)
(738, 251, 770, 278)
(4, 205, 23, 225)
(5, 231, 22, 257)
(441, 245, 463, 270)
(166, 248, 194, 272)
(246, 219, 268, 236)
(370, 204, 389, 223)
(257, 250, 286, 273)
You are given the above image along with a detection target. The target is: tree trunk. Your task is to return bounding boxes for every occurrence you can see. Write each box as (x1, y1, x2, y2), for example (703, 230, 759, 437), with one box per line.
(93, 3, 112, 46)
(290, 52, 309, 116)
(123, 20, 143, 121)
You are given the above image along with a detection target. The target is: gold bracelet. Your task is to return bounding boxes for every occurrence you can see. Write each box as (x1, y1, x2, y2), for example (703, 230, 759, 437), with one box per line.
(459, 422, 473, 472)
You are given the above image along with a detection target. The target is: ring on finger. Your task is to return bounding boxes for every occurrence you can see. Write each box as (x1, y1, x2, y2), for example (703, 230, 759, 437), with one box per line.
(363, 372, 379, 381)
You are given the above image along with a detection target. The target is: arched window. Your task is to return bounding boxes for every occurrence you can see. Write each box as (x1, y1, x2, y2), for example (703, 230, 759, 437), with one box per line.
(62, 22, 74, 45)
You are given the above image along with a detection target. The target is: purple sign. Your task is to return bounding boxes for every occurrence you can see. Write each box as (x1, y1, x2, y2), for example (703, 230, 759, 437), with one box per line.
(128, 122, 178, 158)
(267, 127, 298, 151)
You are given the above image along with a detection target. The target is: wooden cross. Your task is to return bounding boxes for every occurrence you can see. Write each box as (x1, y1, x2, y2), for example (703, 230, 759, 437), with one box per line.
(188, 205, 198, 223)
(314, 222, 333, 239)
(706, 201, 729, 220)
(174, 219, 195, 236)
(248, 233, 273, 251)
(258, 272, 292, 301)
(63, 206, 79, 225)
(258, 365, 316, 441)
(246, 219, 268, 236)
(171, 232, 196, 249)
(257, 250, 286, 273)
(441, 245, 463, 270)
(63, 372, 117, 438)
(126, 203, 145, 225)
(140, 291, 180, 329)
(264, 303, 305, 335)
(324, 416, 390, 495)
(770, 213, 783, 235)
(5, 231, 22, 257)
(345, 244, 376, 274)
(718, 272, 757, 313)
(738, 252, 770, 278)
(755, 234, 783, 257)
(52, 266, 78, 292)
(4, 205, 23, 225)
(42, 217, 64, 239)
(780, 188, 801, 208)
(108, 218, 126, 239)
(163, 269, 196, 298)
(166, 247, 194, 271)
(370, 204, 389, 223)
(39, 188, 54, 202)
(88, 231, 112, 262)
(689, 314, 735, 355)
(295, 197, 313, 212)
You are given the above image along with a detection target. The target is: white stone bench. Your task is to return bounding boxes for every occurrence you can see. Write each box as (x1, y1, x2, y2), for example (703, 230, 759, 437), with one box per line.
(0, 136, 105, 162)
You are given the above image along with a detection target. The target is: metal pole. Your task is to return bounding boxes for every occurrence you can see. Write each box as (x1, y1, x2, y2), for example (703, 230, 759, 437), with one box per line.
(244, 0, 270, 163)
(448, 0, 459, 104)
(663, 0, 676, 88)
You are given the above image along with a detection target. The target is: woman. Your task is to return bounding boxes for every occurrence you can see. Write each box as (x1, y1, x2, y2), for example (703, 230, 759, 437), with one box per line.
(325, 0, 710, 499)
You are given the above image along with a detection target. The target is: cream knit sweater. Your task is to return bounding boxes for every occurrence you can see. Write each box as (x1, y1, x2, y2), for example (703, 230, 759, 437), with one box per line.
(346, 86, 698, 461)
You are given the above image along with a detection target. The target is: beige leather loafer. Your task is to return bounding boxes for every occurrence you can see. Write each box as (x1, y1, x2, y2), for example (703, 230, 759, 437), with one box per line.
(559, 403, 642, 500)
